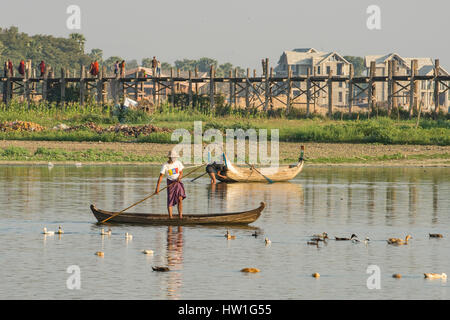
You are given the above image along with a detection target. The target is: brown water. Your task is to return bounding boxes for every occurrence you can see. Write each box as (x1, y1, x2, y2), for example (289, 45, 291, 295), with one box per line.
(0, 165, 449, 299)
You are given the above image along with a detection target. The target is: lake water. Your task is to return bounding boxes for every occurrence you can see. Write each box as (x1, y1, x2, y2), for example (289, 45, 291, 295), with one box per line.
(0, 165, 449, 300)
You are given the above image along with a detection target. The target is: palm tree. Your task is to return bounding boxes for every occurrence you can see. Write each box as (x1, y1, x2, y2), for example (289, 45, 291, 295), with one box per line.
(69, 33, 86, 53)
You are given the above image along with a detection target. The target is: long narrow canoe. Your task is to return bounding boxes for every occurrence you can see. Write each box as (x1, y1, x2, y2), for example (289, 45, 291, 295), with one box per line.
(217, 153, 304, 183)
(91, 202, 265, 225)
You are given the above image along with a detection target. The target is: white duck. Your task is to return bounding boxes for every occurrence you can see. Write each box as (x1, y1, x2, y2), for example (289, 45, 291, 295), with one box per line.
(265, 237, 271, 245)
(125, 232, 133, 240)
(100, 228, 112, 236)
(424, 273, 447, 280)
(42, 227, 55, 235)
(142, 250, 154, 255)
(75, 162, 82, 167)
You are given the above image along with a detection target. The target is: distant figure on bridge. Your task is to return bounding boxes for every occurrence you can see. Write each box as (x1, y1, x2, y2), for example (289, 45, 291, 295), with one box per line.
(89, 61, 99, 77)
(119, 60, 125, 77)
(7, 60, 13, 76)
(114, 61, 119, 76)
(18, 60, 25, 76)
(39, 61, 46, 77)
(152, 56, 157, 70)
(157, 60, 161, 76)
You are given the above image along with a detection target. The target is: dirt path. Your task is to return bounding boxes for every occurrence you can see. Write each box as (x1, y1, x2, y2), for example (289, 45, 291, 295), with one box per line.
(1, 140, 449, 166)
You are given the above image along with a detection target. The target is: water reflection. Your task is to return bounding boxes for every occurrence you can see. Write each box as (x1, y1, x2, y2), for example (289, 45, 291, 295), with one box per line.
(166, 226, 183, 299)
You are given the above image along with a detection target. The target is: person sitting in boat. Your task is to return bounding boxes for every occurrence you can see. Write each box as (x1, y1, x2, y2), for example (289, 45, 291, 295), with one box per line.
(155, 150, 186, 219)
(206, 161, 227, 184)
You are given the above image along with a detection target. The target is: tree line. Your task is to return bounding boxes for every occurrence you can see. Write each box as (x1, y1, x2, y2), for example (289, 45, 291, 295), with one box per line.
(0, 26, 365, 77)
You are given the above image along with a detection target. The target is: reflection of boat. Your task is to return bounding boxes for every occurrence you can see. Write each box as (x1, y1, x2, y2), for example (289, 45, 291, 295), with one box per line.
(218, 153, 304, 183)
(90, 202, 265, 225)
(221, 182, 303, 212)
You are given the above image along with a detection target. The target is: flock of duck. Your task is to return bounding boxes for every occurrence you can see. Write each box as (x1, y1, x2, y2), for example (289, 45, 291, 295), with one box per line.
(41, 226, 446, 279)
(304, 232, 447, 279)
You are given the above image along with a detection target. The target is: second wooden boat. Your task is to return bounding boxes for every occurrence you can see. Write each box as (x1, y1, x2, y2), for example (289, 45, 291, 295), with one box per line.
(91, 202, 265, 225)
(217, 150, 305, 183)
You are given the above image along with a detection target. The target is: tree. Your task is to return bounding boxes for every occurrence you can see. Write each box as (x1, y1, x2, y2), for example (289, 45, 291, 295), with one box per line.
(69, 33, 86, 53)
(141, 58, 153, 68)
(89, 48, 103, 62)
(344, 56, 365, 76)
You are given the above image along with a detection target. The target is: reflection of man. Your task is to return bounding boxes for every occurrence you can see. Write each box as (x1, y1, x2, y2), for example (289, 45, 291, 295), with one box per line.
(166, 226, 183, 299)
(206, 162, 227, 184)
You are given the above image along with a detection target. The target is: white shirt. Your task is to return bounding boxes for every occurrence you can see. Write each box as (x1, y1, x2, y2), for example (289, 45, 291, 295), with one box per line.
(160, 160, 184, 181)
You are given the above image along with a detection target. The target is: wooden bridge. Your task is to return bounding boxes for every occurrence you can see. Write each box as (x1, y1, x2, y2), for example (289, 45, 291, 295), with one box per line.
(1, 58, 449, 117)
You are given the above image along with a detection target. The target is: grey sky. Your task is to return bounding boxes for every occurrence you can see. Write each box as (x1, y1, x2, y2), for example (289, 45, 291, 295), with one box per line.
(1, 0, 449, 70)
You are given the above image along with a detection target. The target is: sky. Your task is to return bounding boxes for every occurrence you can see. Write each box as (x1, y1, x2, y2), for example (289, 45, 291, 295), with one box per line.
(1, 0, 449, 71)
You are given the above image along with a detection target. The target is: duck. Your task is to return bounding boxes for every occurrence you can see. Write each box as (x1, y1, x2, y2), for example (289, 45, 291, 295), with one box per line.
(225, 230, 236, 240)
(75, 162, 82, 167)
(429, 233, 443, 238)
(47, 162, 54, 168)
(251, 231, 259, 238)
(312, 272, 320, 278)
(152, 266, 170, 272)
(392, 273, 402, 279)
(364, 237, 370, 245)
(56, 225, 64, 234)
(142, 250, 154, 255)
(241, 268, 260, 273)
(307, 240, 320, 246)
(387, 235, 412, 245)
(42, 227, 55, 235)
(335, 234, 358, 241)
(312, 232, 328, 240)
(424, 273, 447, 280)
(264, 237, 271, 245)
(125, 232, 133, 240)
(100, 228, 112, 236)
(95, 251, 104, 257)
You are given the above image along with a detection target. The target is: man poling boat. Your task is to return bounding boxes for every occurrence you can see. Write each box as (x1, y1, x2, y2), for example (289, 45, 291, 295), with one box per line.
(155, 150, 186, 219)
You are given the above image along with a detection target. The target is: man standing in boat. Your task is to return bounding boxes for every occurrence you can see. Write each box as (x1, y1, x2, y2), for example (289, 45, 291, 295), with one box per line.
(155, 150, 186, 219)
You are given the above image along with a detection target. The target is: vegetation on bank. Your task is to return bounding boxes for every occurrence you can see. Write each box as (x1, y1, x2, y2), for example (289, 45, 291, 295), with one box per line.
(1, 146, 448, 164)
(0, 100, 449, 146)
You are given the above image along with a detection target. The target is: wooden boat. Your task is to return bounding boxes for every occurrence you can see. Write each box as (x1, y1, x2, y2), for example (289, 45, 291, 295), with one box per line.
(217, 153, 304, 183)
(90, 202, 265, 225)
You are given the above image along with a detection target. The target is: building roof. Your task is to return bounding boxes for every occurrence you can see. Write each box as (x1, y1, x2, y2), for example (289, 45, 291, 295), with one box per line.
(364, 53, 449, 75)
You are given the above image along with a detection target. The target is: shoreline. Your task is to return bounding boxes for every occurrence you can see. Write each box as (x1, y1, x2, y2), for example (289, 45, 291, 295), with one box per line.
(1, 140, 449, 167)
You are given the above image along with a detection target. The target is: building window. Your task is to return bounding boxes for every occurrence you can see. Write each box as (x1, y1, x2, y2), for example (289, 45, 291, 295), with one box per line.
(337, 63, 343, 75)
(317, 66, 321, 74)
(339, 92, 343, 102)
(326, 66, 331, 75)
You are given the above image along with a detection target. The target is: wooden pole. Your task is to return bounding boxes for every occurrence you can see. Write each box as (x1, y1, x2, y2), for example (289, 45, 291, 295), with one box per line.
(368, 61, 376, 118)
(3, 63, 10, 104)
(264, 58, 270, 111)
(209, 65, 215, 109)
(42, 66, 48, 102)
(152, 67, 157, 106)
(79, 65, 85, 105)
(327, 69, 333, 118)
(24, 63, 30, 108)
(348, 64, 354, 114)
(134, 69, 139, 101)
(245, 68, 250, 108)
(228, 70, 233, 107)
(188, 70, 193, 107)
(306, 67, 311, 116)
(234, 68, 238, 107)
(433, 59, 440, 117)
(170, 68, 175, 107)
(286, 65, 292, 114)
(60, 68, 66, 107)
(387, 60, 393, 116)
(409, 59, 417, 119)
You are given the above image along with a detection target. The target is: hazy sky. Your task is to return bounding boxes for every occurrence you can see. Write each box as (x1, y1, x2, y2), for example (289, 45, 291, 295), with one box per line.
(1, 0, 449, 70)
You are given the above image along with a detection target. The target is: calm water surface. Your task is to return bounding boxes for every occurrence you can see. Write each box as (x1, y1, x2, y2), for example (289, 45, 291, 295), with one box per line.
(0, 165, 449, 299)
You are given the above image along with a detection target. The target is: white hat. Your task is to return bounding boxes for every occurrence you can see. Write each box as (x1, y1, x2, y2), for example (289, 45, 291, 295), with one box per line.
(168, 150, 179, 158)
